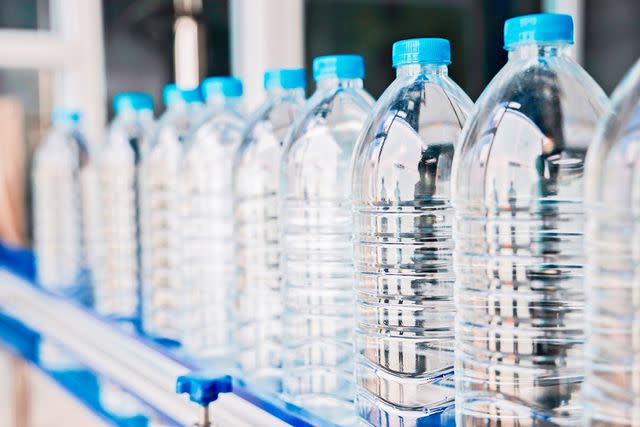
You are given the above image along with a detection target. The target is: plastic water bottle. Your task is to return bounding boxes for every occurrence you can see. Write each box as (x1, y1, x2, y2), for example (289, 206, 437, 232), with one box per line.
(351, 39, 473, 426)
(33, 109, 91, 292)
(280, 55, 373, 422)
(181, 77, 244, 358)
(233, 68, 306, 392)
(584, 60, 640, 426)
(33, 110, 96, 369)
(140, 84, 201, 342)
(95, 93, 155, 322)
(451, 14, 608, 425)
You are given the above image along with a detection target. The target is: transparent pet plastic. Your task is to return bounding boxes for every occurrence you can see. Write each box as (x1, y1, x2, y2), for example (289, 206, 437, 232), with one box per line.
(33, 117, 92, 292)
(584, 59, 640, 427)
(280, 77, 373, 423)
(452, 43, 608, 425)
(141, 101, 199, 342)
(181, 97, 244, 358)
(96, 109, 154, 321)
(351, 63, 472, 426)
(233, 86, 305, 392)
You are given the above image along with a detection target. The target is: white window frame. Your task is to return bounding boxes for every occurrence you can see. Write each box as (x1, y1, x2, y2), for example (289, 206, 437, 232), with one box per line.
(0, 0, 106, 145)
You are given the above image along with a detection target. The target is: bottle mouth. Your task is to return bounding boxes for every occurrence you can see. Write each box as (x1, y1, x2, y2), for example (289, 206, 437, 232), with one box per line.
(392, 38, 451, 68)
(312, 54, 365, 81)
(503, 13, 574, 50)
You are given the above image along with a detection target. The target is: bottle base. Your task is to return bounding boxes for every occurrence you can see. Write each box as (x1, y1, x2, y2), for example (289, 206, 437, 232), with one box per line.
(456, 397, 582, 427)
(356, 390, 454, 427)
(241, 368, 284, 395)
(283, 393, 357, 426)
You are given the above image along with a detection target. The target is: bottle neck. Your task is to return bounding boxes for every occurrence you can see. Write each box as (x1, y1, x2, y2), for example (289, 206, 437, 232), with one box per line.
(166, 100, 191, 113)
(138, 109, 154, 121)
(315, 77, 364, 90)
(117, 108, 154, 122)
(205, 95, 242, 111)
(507, 42, 572, 61)
(54, 120, 77, 132)
(266, 87, 306, 100)
(396, 63, 448, 78)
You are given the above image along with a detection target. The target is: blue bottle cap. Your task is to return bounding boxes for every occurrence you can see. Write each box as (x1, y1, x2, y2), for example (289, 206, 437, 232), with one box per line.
(312, 54, 365, 81)
(504, 13, 574, 49)
(113, 92, 154, 113)
(392, 38, 451, 67)
(162, 84, 202, 107)
(51, 108, 81, 124)
(264, 68, 307, 90)
(201, 77, 243, 100)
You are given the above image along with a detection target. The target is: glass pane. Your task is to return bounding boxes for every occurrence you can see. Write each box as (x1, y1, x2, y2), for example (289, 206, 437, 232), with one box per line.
(585, 0, 640, 94)
(0, 0, 50, 30)
(305, 0, 540, 99)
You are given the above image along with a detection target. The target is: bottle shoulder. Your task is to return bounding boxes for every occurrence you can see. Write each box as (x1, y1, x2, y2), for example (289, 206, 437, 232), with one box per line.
(283, 87, 374, 160)
(585, 59, 640, 208)
(236, 97, 303, 162)
(452, 57, 610, 210)
(35, 127, 89, 166)
(463, 57, 609, 147)
(351, 75, 473, 189)
(359, 73, 473, 141)
(185, 109, 245, 153)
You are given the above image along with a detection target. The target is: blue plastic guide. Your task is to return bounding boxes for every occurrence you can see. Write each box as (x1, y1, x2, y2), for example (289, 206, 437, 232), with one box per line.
(0, 312, 153, 427)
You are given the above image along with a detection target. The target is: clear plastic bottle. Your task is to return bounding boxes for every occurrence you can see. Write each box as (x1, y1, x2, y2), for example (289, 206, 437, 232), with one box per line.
(584, 60, 640, 427)
(181, 77, 245, 358)
(33, 110, 96, 369)
(451, 14, 608, 425)
(233, 68, 307, 392)
(280, 55, 373, 422)
(33, 109, 91, 292)
(351, 39, 473, 426)
(140, 84, 201, 342)
(96, 93, 155, 322)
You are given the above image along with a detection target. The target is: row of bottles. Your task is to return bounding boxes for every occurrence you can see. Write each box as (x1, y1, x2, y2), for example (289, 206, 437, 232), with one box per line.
(30, 12, 640, 427)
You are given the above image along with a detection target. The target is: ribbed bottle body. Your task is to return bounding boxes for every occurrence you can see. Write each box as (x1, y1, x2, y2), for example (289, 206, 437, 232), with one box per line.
(584, 59, 640, 427)
(351, 67, 472, 426)
(181, 108, 244, 357)
(33, 124, 91, 292)
(234, 91, 305, 391)
(452, 46, 608, 425)
(96, 115, 153, 321)
(141, 108, 194, 341)
(280, 82, 373, 422)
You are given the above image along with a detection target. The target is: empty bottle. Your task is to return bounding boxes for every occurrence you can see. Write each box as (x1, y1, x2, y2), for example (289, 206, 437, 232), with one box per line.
(33, 109, 91, 292)
(233, 68, 306, 392)
(452, 14, 608, 425)
(181, 77, 245, 358)
(280, 55, 373, 422)
(584, 60, 640, 427)
(351, 39, 472, 426)
(95, 93, 155, 322)
(141, 84, 201, 342)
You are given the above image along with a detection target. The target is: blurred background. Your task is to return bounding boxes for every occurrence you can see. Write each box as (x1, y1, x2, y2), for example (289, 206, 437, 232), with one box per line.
(0, 0, 639, 425)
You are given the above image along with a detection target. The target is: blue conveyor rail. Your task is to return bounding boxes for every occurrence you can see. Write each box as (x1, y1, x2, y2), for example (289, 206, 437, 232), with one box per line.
(0, 242, 452, 427)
